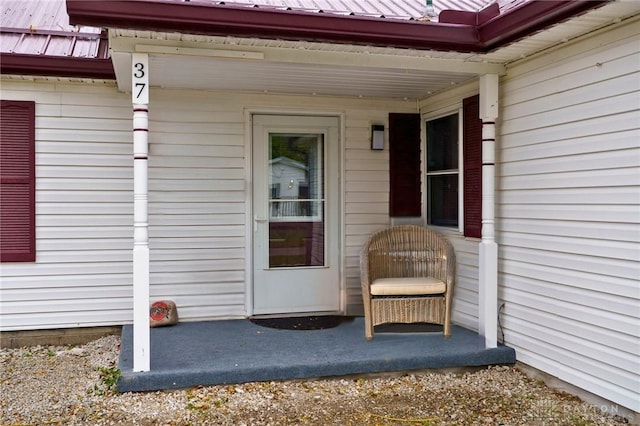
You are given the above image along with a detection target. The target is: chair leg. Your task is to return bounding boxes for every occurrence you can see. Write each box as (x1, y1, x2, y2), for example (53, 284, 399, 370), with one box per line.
(365, 318, 374, 340)
(363, 301, 375, 340)
(443, 304, 451, 337)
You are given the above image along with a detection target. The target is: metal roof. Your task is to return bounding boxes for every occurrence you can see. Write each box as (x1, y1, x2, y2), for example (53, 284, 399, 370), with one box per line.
(1, 0, 523, 59)
(185, 0, 494, 20)
(3, 0, 638, 88)
(160, 0, 528, 20)
(0, 0, 107, 59)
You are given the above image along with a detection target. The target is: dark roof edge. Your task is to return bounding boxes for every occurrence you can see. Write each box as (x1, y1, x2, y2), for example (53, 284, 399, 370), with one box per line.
(479, 0, 610, 50)
(66, 0, 481, 52)
(0, 54, 116, 79)
(66, 0, 610, 53)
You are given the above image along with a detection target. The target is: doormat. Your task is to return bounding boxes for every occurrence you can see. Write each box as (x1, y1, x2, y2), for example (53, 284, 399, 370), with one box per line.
(250, 315, 351, 330)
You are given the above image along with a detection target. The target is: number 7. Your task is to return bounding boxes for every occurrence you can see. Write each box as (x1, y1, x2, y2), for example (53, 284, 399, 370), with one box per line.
(135, 83, 146, 99)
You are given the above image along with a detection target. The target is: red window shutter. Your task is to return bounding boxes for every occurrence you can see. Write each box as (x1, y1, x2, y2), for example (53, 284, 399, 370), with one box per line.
(463, 95, 482, 238)
(1, 100, 36, 262)
(389, 113, 421, 217)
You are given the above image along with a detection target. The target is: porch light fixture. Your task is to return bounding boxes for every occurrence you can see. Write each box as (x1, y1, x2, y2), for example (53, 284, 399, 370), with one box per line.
(371, 124, 384, 150)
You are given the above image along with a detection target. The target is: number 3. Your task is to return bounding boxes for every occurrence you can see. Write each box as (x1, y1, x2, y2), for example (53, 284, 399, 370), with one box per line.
(133, 62, 145, 78)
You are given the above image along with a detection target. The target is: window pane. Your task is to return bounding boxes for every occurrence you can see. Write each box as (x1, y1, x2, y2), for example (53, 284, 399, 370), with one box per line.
(427, 175, 458, 227)
(268, 133, 324, 267)
(426, 114, 458, 171)
(269, 134, 323, 220)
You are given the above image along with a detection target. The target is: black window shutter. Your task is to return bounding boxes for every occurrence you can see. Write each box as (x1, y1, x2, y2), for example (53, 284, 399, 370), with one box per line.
(463, 95, 482, 238)
(389, 113, 421, 217)
(1, 100, 36, 262)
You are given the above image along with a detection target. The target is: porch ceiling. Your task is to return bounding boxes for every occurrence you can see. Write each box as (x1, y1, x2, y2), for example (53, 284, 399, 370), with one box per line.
(111, 46, 485, 100)
(109, 30, 505, 100)
(163, 56, 477, 99)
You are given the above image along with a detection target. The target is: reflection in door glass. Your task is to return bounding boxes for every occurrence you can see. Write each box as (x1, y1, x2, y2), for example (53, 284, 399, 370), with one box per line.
(268, 134, 324, 268)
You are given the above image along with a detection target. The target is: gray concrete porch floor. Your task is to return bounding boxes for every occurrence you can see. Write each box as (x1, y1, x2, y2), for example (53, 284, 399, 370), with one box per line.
(117, 317, 516, 392)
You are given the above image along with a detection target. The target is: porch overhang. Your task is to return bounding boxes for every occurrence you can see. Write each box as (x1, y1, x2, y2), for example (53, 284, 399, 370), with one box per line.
(66, 0, 609, 53)
(63, 0, 615, 100)
(106, 35, 505, 100)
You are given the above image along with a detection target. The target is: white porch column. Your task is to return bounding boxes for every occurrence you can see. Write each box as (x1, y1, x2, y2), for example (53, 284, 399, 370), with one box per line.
(478, 74, 499, 349)
(132, 54, 150, 372)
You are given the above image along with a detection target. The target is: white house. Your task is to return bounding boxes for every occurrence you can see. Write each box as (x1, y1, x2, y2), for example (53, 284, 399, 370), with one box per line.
(1, 0, 638, 416)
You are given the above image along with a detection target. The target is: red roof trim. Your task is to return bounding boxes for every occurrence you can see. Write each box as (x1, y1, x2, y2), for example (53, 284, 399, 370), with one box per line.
(0, 53, 115, 79)
(439, 3, 501, 26)
(66, 0, 480, 52)
(66, 0, 609, 53)
(479, 0, 609, 50)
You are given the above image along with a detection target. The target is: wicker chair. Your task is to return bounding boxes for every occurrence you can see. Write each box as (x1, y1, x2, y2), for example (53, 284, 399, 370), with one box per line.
(360, 225, 456, 340)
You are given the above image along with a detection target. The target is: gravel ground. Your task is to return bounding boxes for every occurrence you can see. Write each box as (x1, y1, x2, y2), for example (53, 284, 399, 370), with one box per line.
(0, 335, 632, 425)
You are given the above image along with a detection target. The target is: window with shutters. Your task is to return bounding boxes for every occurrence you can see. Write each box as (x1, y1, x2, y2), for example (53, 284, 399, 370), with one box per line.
(1, 100, 36, 262)
(424, 95, 482, 237)
(426, 112, 460, 228)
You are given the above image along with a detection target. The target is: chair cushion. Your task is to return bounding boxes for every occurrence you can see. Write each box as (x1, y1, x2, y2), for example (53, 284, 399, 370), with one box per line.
(370, 277, 446, 296)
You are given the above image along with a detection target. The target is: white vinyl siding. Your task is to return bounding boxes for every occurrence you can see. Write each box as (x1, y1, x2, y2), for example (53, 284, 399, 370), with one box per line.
(418, 20, 640, 411)
(0, 80, 133, 330)
(0, 78, 413, 330)
(343, 109, 395, 314)
(147, 91, 248, 321)
(497, 20, 640, 412)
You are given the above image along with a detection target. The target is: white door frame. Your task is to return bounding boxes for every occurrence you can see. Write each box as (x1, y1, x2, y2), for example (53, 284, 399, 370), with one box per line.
(244, 109, 346, 317)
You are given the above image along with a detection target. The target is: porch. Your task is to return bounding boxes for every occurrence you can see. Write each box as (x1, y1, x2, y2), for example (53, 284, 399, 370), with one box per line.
(117, 317, 515, 392)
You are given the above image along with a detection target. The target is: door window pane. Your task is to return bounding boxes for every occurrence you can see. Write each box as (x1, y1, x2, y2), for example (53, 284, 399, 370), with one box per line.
(268, 133, 324, 267)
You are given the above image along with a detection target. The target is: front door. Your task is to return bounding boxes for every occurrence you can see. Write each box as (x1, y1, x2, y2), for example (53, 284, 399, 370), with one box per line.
(252, 115, 340, 315)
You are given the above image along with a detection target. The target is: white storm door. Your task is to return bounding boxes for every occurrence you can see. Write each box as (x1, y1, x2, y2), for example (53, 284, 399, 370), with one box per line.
(252, 115, 340, 315)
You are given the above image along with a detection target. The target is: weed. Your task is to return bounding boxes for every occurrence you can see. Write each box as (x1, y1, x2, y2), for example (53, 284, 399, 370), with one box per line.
(186, 401, 210, 411)
(213, 397, 228, 408)
(569, 416, 590, 426)
(94, 365, 121, 395)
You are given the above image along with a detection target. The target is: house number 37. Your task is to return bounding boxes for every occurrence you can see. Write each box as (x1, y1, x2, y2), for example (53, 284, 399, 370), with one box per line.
(131, 53, 149, 104)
